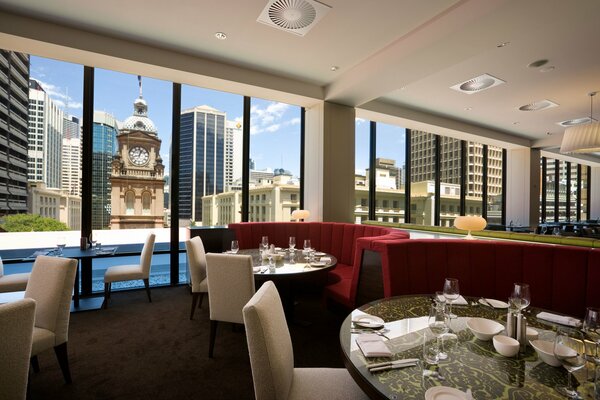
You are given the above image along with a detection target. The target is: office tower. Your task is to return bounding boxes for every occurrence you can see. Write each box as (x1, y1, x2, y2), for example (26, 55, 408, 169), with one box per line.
(366, 158, 401, 189)
(63, 115, 80, 139)
(179, 105, 225, 223)
(225, 120, 242, 191)
(92, 110, 118, 229)
(0, 50, 29, 214)
(61, 116, 81, 196)
(28, 79, 64, 189)
(249, 158, 255, 170)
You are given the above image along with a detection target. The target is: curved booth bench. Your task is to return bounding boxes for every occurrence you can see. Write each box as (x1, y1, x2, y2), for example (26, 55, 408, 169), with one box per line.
(371, 239, 600, 318)
(228, 222, 410, 308)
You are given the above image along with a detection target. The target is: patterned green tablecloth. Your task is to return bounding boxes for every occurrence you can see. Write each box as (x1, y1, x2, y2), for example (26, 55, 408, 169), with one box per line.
(340, 296, 597, 399)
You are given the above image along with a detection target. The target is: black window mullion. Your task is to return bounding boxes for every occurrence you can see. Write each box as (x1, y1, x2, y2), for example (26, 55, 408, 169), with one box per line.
(565, 162, 571, 222)
(501, 148, 507, 226)
(541, 157, 547, 222)
(404, 130, 412, 223)
(299, 107, 305, 210)
(460, 140, 467, 216)
(576, 164, 582, 221)
(80, 66, 94, 298)
(434, 135, 440, 226)
(368, 121, 376, 221)
(482, 144, 488, 220)
(170, 83, 181, 285)
(241, 96, 250, 222)
(554, 159, 560, 222)
(587, 165, 592, 221)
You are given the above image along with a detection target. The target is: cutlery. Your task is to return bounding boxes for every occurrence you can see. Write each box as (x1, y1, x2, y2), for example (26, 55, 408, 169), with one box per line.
(351, 320, 382, 327)
(480, 298, 493, 307)
(351, 329, 390, 340)
(369, 361, 418, 372)
(367, 358, 419, 370)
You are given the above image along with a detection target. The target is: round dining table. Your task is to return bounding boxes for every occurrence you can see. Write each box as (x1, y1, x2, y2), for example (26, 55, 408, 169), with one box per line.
(340, 295, 596, 400)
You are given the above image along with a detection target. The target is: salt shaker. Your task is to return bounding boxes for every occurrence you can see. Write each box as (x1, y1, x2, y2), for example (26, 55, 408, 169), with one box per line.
(516, 314, 527, 352)
(506, 312, 517, 339)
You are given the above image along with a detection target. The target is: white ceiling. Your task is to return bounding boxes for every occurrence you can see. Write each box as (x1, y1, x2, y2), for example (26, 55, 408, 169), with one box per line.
(0, 0, 599, 152)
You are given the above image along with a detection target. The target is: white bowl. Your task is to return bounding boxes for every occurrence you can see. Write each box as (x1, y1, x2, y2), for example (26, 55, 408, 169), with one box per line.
(530, 339, 561, 367)
(466, 318, 505, 341)
(526, 327, 539, 342)
(493, 335, 520, 357)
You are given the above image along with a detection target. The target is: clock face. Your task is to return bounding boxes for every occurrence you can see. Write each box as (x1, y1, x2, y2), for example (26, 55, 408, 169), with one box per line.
(129, 146, 149, 166)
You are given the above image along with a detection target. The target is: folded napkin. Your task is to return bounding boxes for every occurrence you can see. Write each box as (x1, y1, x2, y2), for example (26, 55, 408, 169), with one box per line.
(252, 266, 261, 273)
(537, 311, 582, 327)
(356, 333, 392, 358)
(320, 257, 332, 264)
(436, 294, 468, 306)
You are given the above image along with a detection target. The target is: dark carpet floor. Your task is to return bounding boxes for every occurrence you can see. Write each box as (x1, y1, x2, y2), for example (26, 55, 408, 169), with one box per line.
(28, 284, 348, 400)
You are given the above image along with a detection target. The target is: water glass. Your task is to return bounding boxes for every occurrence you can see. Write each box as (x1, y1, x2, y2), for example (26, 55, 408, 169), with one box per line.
(303, 239, 311, 251)
(289, 236, 296, 250)
(443, 278, 460, 319)
(423, 329, 441, 365)
(428, 304, 449, 360)
(261, 236, 269, 248)
(511, 283, 531, 313)
(554, 328, 586, 398)
(583, 307, 600, 383)
(231, 240, 239, 254)
(56, 236, 66, 256)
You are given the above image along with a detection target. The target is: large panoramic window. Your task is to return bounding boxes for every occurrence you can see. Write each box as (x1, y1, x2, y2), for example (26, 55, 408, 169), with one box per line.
(487, 145, 503, 225)
(92, 69, 172, 289)
(545, 158, 556, 222)
(438, 137, 461, 226)
(180, 86, 243, 227)
(581, 166, 589, 221)
(374, 123, 405, 224)
(409, 130, 436, 225)
(354, 118, 369, 223)
(249, 98, 300, 222)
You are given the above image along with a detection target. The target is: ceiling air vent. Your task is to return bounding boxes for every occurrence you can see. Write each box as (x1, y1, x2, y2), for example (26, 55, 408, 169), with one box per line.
(450, 73, 505, 94)
(518, 99, 558, 111)
(257, 0, 331, 37)
(557, 117, 593, 127)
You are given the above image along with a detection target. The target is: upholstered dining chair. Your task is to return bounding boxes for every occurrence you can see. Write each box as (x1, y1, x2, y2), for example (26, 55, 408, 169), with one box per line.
(205, 253, 255, 358)
(103, 233, 155, 309)
(0, 256, 30, 293)
(26, 255, 78, 384)
(0, 298, 36, 400)
(243, 281, 368, 400)
(185, 236, 208, 320)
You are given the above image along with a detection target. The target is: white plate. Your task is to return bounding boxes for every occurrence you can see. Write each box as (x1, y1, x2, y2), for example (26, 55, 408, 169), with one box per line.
(479, 298, 509, 309)
(352, 314, 385, 328)
(310, 261, 326, 267)
(315, 252, 326, 256)
(425, 386, 467, 400)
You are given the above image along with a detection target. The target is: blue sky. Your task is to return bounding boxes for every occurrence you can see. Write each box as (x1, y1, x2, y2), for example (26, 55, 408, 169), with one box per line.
(30, 55, 405, 177)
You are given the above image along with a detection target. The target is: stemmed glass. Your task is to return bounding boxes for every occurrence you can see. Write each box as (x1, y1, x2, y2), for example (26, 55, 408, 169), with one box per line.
(288, 237, 296, 264)
(261, 236, 269, 250)
(511, 283, 531, 314)
(231, 240, 239, 254)
(583, 307, 600, 383)
(443, 278, 460, 319)
(89, 233, 96, 250)
(554, 328, 586, 399)
(428, 304, 450, 363)
(56, 236, 66, 256)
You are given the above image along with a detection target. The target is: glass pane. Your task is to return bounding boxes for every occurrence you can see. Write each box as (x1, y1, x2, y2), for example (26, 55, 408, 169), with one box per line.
(374, 123, 405, 224)
(545, 158, 556, 222)
(581, 166, 588, 221)
(569, 163, 577, 221)
(410, 130, 436, 225)
(539, 157, 544, 223)
(487, 145, 503, 225)
(557, 160, 567, 221)
(439, 137, 461, 227)
(465, 142, 484, 217)
(354, 118, 369, 223)
(180, 86, 243, 227)
(93, 69, 172, 290)
(249, 98, 301, 222)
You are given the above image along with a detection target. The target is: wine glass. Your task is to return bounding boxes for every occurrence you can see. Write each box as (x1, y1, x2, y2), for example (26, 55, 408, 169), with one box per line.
(289, 236, 296, 251)
(303, 239, 313, 263)
(554, 328, 586, 399)
(443, 278, 460, 319)
(583, 307, 600, 382)
(56, 236, 66, 256)
(261, 236, 269, 249)
(428, 304, 449, 363)
(511, 283, 531, 313)
(231, 240, 239, 254)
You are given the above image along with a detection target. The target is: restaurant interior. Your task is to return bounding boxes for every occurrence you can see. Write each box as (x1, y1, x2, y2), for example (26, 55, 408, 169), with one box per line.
(1, 1, 600, 399)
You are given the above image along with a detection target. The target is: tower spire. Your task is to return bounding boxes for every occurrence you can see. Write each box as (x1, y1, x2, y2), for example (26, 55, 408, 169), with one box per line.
(138, 75, 143, 98)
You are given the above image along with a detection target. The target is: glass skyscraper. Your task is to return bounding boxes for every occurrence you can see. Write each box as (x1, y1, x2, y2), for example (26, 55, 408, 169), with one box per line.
(179, 105, 225, 223)
(92, 111, 118, 229)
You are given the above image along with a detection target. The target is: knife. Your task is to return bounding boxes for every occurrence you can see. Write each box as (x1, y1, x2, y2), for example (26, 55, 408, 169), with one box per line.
(367, 358, 419, 370)
(369, 362, 418, 372)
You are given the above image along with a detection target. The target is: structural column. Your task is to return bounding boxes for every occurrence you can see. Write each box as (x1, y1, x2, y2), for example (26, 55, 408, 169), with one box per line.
(591, 167, 600, 220)
(304, 101, 356, 222)
(506, 147, 540, 228)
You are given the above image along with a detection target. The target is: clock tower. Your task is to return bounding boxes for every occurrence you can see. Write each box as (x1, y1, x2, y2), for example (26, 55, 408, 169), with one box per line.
(110, 77, 165, 229)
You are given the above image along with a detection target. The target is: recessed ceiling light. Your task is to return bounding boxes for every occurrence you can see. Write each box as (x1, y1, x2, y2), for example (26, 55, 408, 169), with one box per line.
(450, 73, 505, 94)
(547, 132, 552, 135)
(557, 117, 593, 127)
(215, 32, 227, 40)
(330, 66, 339, 71)
(513, 122, 519, 125)
(539, 66, 555, 73)
(464, 107, 472, 111)
(527, 59, 548, 68)
(497, 41, 510, 48)
(518, 99, 559, 111)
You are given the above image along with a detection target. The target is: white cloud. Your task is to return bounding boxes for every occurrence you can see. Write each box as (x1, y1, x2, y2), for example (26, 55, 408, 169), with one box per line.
(356, 118, 367, 124)
(289, 117, 300, 125)
(265, 124, 280, 133)
(31, 77, 81, 112)
(68, 101, 83, 109)
(250, 102, 291, 135)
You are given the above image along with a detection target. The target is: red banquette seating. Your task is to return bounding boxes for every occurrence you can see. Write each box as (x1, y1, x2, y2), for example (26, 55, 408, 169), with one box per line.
(228, 222, 410, 308)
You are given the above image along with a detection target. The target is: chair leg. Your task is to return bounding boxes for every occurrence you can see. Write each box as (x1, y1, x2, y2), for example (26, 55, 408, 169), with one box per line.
(209, 320, 218, 358)
(103, 282, 110, 309)
(54, 342, 72, 384)
(143, 279, 152, 303)
(198, 292, 205, 309)
(190, 293, 199, 320)
(30, 356, 40, 373)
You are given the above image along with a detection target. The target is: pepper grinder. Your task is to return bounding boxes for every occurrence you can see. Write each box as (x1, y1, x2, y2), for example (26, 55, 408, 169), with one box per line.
(506, 311, 517, 339)
(515, 314, 527, 353)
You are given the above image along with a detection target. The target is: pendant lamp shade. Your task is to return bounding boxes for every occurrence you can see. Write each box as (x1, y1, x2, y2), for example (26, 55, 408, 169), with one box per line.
(561, 92, 600, 153)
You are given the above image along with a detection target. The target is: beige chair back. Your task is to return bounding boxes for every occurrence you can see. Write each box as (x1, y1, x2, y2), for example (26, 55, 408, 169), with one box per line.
(140, 233, 156, 278)
(243, 281, 294, 400)
(25, 255, 77, 346)
(206, 253, 255, 324)
(185, 236, 207, 292)
(0, 298, 36, 400)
